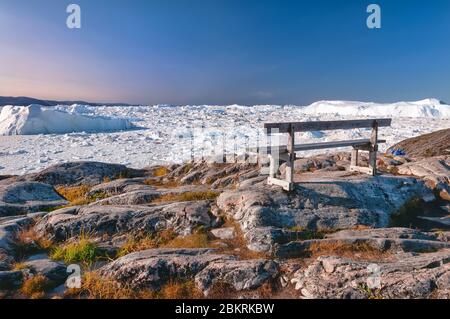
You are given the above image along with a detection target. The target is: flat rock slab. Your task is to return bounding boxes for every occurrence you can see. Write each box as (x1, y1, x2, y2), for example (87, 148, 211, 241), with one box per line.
(218, 172, 435, 252)
(23, 256, 67, 284)
(291, 249, 450, 299)
(87, 178, 151, 197)
(99, 248, 278, 294)
(0, 182, 67, 217)
(275, 227, 450, 258)
(35, 201, 218, 242)
(13, 161, 146, 186)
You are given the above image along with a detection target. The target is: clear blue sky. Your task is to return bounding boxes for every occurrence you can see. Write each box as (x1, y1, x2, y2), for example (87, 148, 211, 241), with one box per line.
(1, 0, 449, 105)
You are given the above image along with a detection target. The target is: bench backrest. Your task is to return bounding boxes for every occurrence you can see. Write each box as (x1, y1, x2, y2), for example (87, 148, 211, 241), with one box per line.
(264, 118, 391, 133)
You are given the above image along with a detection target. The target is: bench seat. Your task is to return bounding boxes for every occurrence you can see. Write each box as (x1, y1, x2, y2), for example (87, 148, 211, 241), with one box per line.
(249, 139, 386, 154)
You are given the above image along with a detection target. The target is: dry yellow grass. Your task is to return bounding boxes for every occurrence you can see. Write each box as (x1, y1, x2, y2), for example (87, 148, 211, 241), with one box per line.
(14, 228, 53, 259)
(67, 272, 203, 299)
(216, 219, 268, 260)
(152, 191, 219, 204)
(144, 178, 180, 188)
(117, 235, 158, 257)
(56, 185, 91, 205)
(159, 281, 203, 299)
(152, 166, 170, 177)
(308, 241, 389, 261)
(162, 232, 210, 249)
(12, 262, 27, 271)
(56, 185, 108, 206)
(68, 272, 137, 299)
(21, 275, 50, 299)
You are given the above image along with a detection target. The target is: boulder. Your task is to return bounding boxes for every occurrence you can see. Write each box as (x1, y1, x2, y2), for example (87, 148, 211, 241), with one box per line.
(195, 259, 279, 295)
(396, 156, 450, 200)
(0, 215, 36, 269)
(86, 178, 152, 197)
(35, 201, 218, 241)
(23, 255, 67, 284)
(99, 248, 278, 294)
(99, 248, 233, 290)
(21, 162, 145, 186)
(92, 190, 161, 206)
(217, 172, 435, 252)
(0, 182, 67, 217)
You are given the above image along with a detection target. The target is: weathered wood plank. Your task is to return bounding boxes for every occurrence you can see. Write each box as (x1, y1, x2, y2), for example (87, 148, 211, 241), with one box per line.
(351, 149, 359, 167)
(265, 118, 392, 133)
(248, 139, 386, 154)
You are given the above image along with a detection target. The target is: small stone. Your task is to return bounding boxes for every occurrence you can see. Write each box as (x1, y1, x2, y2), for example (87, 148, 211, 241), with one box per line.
(211, 227, 236, 240)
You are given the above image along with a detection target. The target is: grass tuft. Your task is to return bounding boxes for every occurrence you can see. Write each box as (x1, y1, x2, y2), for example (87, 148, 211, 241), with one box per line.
(50, 234, 100, 265)
(308, 241, 389, 261)
(144, 179, 180, 188)
(152, 191, 219, 204)
(117, 235, 158, 257)
(152, 166, 170, 177)
(66, 272, 202, 299)
(56, 185, 108, 206)
(162, 232, 210, 249)
(21, 275, 51, 299)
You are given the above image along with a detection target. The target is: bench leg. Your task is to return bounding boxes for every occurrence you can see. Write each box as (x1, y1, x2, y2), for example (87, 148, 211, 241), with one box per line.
(351, 149, 359, 167)
(369, 149, 377, 176)
(269, 154, 276, 178)
(285, 126, 295, 191)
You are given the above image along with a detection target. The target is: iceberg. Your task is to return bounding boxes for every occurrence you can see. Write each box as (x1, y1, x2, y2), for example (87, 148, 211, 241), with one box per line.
(301, 98, 450, 118)
(0, 104, 135, 135)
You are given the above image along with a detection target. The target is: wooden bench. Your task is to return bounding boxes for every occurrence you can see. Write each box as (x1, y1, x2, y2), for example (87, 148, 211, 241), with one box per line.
(261, 118, 392, 191)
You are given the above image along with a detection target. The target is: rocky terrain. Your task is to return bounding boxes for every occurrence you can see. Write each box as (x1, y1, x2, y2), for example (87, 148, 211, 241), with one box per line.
(0, 132, 449, 299)
(388, 128, 450, 158)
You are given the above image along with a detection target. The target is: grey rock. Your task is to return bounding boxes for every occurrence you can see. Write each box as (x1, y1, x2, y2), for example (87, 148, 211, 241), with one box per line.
(275, 237, 450, 259)
(275, 228, 450, 258)
(291, 249, 450, 299)
(396, 156, 450, 200)
(217, 172, 435, 252)
(92, 190, 161, 205)
(0, 270, 23, 290)
(0, 182, 67, 217)
(99, 248, 233, 290)
(211, 227, 236, 240)
(35, 201, 216, 241)
(87, 178, 151, 197)
(19, 161, 145, 186)
(195, 259, 279, 295)
(23, 256, 67, 284)
(100, 248, 278, 294)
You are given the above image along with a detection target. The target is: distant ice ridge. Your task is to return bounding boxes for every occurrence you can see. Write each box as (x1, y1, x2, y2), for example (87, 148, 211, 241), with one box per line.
(300, 98, 450, 118)
(0, 104, 135, 135)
